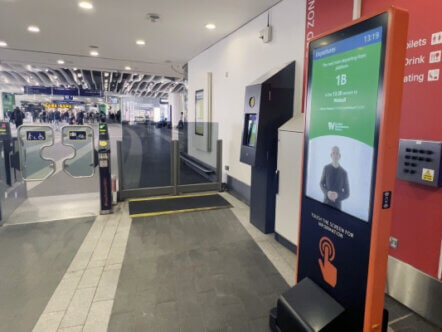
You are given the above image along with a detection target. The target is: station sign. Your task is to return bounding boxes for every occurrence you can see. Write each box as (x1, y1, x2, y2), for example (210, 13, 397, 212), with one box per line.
(25, 130, 47, 141)
(24, 86, 52, 95)
(53, 87, 79, 96)
(23, 86, 103, 98)
(68, 130, 87, 141)
(79, 89, 103, 97)
(44, 103, 72, 109)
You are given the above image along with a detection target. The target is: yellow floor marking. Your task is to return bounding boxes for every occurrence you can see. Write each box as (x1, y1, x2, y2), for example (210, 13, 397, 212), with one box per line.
(130, 205, 231, 218)
(128, 192, 217, 202)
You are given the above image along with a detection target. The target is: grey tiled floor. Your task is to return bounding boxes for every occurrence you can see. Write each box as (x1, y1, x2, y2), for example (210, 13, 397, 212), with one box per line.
(0, 217, 94, 332)
(22, 192, 440, 331)
(108, 209, 288, 332)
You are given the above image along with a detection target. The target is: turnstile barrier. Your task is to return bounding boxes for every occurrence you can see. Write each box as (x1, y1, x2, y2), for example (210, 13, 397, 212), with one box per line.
(17, 125, 55, 181)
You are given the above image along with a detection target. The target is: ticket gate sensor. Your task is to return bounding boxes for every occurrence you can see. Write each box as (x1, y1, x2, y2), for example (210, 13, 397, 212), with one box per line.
(98, 123, 112, 214)
(270, 8, 409, 332)
(240, 61, 295, 234)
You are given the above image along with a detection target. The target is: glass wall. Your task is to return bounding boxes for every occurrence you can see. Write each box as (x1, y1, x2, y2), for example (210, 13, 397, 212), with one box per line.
(178, 122, 219, 185)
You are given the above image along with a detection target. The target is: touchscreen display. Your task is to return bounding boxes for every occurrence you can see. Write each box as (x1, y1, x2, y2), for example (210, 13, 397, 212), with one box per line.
(305, 27, 383, 222)
(245, 114, 258, 147)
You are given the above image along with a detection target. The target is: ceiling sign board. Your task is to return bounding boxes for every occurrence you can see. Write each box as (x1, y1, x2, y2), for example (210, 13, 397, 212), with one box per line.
(80, 89, 103, 97)
(288, 8, 409, 332)
(53, 87, 79, 96)
(24, 86, 52, 95)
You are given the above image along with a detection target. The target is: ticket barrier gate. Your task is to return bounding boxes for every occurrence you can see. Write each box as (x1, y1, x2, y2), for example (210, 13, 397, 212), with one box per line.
(14, 124, 112, 214)
(17, 125, 96, 181)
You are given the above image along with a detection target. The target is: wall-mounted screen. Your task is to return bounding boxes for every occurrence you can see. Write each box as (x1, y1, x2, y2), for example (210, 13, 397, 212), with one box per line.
(244, 114, 258, 147)
(305, 27, 384, 222)
(195, 89, 204, 136)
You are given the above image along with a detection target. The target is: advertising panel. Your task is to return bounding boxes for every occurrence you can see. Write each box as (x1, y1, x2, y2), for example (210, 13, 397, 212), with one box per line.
(195, 89, 204, 136)
(2, 92, 15, 118)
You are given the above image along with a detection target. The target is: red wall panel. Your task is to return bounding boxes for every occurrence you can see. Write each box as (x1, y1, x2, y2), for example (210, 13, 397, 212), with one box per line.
(362, 0, 442, 278)
(304, 0, 442, 278)
(304, 0, 354, 46)
(303, 0, 354, 112)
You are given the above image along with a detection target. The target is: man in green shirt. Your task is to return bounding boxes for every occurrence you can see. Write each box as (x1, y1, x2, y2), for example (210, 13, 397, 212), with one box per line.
(320, 146, 350, 209)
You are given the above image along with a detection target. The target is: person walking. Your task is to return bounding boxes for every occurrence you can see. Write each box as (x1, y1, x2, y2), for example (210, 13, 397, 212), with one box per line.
(54, 109, 61, 131)
(13, 107, 24, 128)
(77, 110, 84, 125)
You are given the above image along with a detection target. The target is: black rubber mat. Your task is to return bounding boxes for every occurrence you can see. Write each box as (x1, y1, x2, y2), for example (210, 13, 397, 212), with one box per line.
(129, 193, 232, 218)
(108, 209, 289, 331)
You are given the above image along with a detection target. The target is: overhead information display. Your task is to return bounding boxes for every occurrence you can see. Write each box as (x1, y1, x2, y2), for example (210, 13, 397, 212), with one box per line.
(305, 27, 383, 222)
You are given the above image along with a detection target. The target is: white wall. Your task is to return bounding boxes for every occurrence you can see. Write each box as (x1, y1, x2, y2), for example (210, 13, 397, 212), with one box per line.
(188, 0, 306, 185)
(168, 93, 185, 128)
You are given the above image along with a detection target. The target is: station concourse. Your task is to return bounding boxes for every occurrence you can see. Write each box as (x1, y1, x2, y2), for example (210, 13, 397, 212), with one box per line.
(0, 1, 441, 331)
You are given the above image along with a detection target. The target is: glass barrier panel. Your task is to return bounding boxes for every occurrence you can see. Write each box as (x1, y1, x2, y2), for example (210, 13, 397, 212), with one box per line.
(0, 142, 6, 185)
(17, 126, 55, 181)
(178, 122, 219, 185)
(121, 121, 172, 189)
(61, 125, 95, 178)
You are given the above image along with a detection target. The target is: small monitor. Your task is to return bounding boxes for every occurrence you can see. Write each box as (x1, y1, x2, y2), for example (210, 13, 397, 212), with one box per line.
(244, 114, 258, 147)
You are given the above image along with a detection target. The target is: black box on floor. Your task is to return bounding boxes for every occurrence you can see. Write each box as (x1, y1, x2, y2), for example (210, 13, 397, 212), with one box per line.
(270, 278, 345, 332)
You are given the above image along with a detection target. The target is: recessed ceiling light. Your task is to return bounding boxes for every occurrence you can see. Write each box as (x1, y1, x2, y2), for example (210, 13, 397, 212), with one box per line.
(78, 73, 83, 78)
(26, 64, 32, 70)
(57, 59, 65, 65)
(28, 25, 40, 33)
(78, 1, 93, 10)
(125, 66, 132, 71)
(205, 23, 216, 30)
(73, 67, 77, 71)
(0, 40, 7, 47)
(90, 50, 99, 56)
(104, 72, 109, 77)
(136, 39, 146, 46)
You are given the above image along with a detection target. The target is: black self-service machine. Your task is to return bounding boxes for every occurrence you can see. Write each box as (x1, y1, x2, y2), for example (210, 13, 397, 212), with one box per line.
(240, 61, 295, 234)
(98, 123, 112, 214)
(0, 121, 20, 186)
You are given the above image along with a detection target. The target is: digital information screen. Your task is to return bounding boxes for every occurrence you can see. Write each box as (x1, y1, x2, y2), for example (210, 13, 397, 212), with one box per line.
(305, 27, 383, 222)
(245, 114, 258, 147)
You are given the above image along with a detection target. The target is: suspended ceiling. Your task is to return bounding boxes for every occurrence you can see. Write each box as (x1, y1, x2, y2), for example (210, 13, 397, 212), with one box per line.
(0, 0, 281, 78)
(0, 62, 186, 98)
